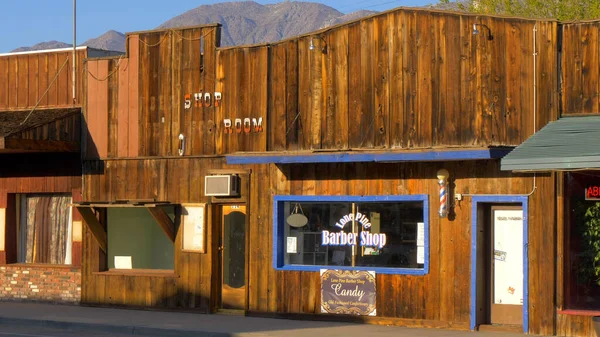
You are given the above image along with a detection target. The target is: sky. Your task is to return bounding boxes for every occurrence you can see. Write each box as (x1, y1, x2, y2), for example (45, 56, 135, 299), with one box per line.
(0, 0, 434, 53)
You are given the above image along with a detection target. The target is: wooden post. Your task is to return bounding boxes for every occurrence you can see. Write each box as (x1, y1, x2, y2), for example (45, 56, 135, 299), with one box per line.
(76, 206, 107, 253)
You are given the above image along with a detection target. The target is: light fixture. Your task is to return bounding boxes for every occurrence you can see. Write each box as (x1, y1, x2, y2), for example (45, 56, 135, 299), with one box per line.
(286, 203, 308, 228)
(309, 36, 328, 54)
(473, 23, 494, 41)
(437, 169, 450, 218)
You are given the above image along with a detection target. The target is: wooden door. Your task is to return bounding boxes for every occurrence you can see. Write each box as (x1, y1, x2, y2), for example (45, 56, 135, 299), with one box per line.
(218, 205, 247, 310)
(490, 206, 523, 325)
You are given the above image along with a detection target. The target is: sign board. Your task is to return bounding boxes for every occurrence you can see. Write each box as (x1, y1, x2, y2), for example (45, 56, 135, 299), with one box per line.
(320, 269, 376, 316)
(182, 203, 206, 253)
(586, 185, 600, 200)
(493, 210, 523, 305)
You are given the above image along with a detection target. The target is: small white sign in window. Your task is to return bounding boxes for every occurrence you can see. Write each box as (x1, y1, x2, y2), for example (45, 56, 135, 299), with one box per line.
(114, 256, 132, 269)
(286, 237, 298, 254)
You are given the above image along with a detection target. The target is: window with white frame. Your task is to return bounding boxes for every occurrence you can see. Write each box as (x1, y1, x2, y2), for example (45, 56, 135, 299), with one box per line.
(273, 195, 429, 275)
(17, 194, 73, 265)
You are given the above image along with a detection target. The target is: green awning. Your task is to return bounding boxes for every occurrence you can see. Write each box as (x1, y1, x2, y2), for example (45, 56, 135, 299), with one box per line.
(501, 116, 600, 171)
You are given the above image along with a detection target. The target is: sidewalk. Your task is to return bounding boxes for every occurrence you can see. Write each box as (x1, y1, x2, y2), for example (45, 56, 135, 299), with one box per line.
(0, 301, 529, 337)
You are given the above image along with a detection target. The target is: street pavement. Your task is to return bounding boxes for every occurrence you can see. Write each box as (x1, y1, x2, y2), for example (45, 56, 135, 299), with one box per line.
(0, 324, 157, 337)
(0, 301, 536, 337)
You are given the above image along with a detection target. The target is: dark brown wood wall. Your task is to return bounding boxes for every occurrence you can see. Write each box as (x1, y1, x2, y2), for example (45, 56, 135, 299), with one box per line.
(8, 113, 81, 143)
(0, 49, 87, 109)
(85, 12, 558, 158)
(81, 158, 556, 335)
(81, 157, 230, 309)
(562, 22, 600, 115)
(216, 46, 269, 153)
(268, 12, 558, 151)
(85, 26, 220, 159)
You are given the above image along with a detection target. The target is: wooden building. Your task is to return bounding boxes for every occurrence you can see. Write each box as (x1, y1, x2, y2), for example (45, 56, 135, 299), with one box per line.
(0, 47, 120, 303)
(78, 7, 600, 337)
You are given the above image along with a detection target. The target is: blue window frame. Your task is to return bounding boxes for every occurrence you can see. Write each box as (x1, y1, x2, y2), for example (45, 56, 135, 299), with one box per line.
(273, 195, 430, 275)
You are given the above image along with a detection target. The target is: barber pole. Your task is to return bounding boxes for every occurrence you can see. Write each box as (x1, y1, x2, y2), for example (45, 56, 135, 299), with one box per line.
(439, 180, 447, 217)
(437, 169, 449, 218)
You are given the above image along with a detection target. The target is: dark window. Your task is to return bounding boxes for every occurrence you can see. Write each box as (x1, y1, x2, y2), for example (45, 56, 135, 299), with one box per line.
(565, 172, 600, 310)
(274, 195, 429, 275)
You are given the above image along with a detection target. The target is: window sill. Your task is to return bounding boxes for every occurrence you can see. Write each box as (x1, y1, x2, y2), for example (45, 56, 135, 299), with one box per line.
(275, 264, 428, 275)
(93, 269, 177, 278)
(3, 263, 80, 270)
(558, 309, 600, 316)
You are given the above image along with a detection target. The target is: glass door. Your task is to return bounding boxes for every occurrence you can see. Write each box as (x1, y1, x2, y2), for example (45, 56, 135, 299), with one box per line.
(219, 205, 246, 310)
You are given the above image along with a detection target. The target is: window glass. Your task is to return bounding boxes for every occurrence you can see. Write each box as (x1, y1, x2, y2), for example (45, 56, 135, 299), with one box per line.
(565, 172, 600, 310)
(18, 194, 73, 264)
(107, 207, 175, 270)
(277, 197, 428, 273)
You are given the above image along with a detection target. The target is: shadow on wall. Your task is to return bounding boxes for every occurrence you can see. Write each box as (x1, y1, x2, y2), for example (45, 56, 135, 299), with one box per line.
(0, 153, 82, 178)
(81, 116, 105, 176)
(279, 160, 545, 182)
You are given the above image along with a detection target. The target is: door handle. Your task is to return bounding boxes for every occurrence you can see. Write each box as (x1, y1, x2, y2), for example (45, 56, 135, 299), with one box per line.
(218, 246, 224, 251)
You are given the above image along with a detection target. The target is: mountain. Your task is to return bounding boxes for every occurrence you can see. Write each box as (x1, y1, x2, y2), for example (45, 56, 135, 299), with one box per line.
(83, 30, 127, 53)
(11, 41, 72, 53)
(159, 1, 362, 46)
(9, 1, 388, 53)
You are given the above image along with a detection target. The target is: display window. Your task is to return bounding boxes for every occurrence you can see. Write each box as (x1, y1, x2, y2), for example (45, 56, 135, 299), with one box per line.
(565, 172, 600, 310)
(273, 195, 429, 275)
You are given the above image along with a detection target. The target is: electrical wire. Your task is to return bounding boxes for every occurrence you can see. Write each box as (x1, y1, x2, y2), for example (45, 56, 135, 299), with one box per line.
(86, 55, 125, 82)
(19, 58, 70, 126)
(335, 0, 401, 12)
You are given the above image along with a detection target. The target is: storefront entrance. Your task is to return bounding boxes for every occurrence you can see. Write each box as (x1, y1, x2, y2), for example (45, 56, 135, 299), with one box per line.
(489, 205, 523, 325)
(217, 205, 247, 311)
(470, 196, 528, 333)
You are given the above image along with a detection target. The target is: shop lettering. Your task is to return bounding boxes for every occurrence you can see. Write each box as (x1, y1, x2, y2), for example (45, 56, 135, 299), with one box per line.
(331, 283, 365, 301)
(586, 186, 600, 200)
(223, 118, 264, 134)
(322, 231, 386, 249)
(322, 212, 386, 249)
(496, 216, 522, 221)
(334, 212, 371, 229)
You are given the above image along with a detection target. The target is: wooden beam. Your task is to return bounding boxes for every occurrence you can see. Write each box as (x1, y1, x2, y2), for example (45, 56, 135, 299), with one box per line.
(0, 138, 79, 153)
(76, 206, 107, 253)
(146, 207, 176, 243)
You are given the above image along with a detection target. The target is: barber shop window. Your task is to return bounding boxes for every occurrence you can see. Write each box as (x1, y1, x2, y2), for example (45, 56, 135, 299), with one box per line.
(107, 207, 175, 270)
(17, 194, 73, 265)
(273, 195, 429, 275)
(564, 172, 600, 310)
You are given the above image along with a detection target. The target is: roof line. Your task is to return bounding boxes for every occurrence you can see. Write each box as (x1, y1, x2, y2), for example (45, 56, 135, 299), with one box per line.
(0, 46, 88, 57)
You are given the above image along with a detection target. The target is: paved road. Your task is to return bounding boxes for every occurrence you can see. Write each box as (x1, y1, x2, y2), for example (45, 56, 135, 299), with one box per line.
(0, 325, 157, 337)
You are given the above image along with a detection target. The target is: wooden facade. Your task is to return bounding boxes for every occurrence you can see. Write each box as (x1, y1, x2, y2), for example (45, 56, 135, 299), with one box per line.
(0, 48, 86, 109)
(0, 48, 96, 276)
(79, 8, 600, 337)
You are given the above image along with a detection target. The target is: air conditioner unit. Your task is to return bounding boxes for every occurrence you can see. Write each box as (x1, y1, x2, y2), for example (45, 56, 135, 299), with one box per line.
(205, 175, 240, 197)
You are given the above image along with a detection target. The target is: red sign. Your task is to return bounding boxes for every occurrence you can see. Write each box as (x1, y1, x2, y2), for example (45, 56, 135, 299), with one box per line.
(585, 186, 600, 200)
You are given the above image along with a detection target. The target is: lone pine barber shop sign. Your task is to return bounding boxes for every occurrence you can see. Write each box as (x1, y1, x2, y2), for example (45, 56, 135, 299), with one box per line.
(321, 212, 387, 249)
(320, 270, 376, 316)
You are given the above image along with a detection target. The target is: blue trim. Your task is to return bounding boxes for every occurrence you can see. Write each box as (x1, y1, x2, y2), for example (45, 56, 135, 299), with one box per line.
(228, 148, 513, 165)
(470, 196, 529, 334)
(273, 195, 430, 275)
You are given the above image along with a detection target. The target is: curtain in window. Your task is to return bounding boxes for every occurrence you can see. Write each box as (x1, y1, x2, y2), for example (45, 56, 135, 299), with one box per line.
(24, 195, 72, 264)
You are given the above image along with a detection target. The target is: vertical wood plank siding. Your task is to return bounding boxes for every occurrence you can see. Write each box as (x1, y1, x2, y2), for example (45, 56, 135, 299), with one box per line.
(562, 22, 600, 115)
(82, 159, 556, 333)
(0, 49, 87, 109)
